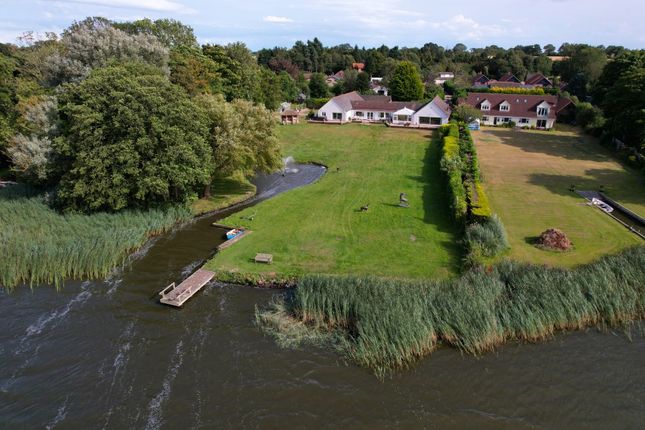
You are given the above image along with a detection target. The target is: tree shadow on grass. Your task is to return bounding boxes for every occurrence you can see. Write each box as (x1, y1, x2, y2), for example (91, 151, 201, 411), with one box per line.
(528, 168, 645, 207)
(482, 129, 612, 163)
(403, 132, 464, 272)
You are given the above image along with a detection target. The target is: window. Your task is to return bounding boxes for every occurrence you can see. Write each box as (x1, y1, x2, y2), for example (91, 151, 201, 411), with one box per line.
(519, 118, 529, 124)
(430, 117, 442, 125)
(500, 103, 510, 112)
(503, 117, 510, 123)
(538, 107, 548, 116)
(332, 112, 342, 120)
(482, 116, 489, 122)
(396, 115, 410, 121)
(537, 119, 547, 128)
(380, 112, 386, 118)
(367, 112, 374, 120)
(355, 111, 364, 117)
(419, 116, 431, 124)
(481, 103, 490, 111)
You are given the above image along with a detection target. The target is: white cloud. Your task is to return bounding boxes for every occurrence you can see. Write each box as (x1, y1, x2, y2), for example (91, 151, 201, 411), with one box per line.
(263, 15, 294, 23)
(430, 15, 507, 42)
(53, 0, 193, 13)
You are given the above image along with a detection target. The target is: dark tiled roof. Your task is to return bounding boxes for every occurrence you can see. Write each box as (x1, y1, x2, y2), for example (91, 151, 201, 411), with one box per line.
(525, 73, 553, 86)
(463, 92, 564, 119)
(472, 73, 490, 85)
(555, 97, 573, 113)
(498, 73, 520, 83)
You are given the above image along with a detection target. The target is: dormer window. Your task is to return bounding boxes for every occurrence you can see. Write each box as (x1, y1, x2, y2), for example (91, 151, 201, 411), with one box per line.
(537, 107, 548, 116)
(500, 102, 510, 112)
(481, 101, 490, 111)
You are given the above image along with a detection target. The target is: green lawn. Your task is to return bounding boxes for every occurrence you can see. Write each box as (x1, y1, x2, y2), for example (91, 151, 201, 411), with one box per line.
(206, 123, 460, 280)
(474, 126, 644, 267)
(190, 173, 256, 215)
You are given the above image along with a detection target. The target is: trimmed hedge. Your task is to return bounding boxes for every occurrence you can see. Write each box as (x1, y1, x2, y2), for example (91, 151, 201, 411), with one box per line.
(438, 123, 506, 264)
(471, 182, 492, 221)
(439, 124, 468, 224)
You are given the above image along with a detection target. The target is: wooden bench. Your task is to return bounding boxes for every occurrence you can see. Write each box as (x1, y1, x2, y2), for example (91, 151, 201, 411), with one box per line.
(254, 253, 273, 264)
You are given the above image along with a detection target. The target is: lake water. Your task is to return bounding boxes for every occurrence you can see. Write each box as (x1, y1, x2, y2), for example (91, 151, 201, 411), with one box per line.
(1, 165, 644, 429)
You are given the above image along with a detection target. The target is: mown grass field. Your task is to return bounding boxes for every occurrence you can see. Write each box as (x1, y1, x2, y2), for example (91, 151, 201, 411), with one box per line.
(474, 126, 644, 266)
(206, 123, 460, 280)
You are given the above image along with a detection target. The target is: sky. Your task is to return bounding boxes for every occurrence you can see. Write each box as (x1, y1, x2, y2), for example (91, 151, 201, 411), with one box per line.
(1, 0, 644, 50)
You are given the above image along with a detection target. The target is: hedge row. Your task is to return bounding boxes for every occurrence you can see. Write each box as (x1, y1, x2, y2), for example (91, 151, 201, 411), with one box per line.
(438, 123, 492, 225)
(439, 124, 468, 224)
(438, 123, 503, 264)
(459, 126, 492, 222)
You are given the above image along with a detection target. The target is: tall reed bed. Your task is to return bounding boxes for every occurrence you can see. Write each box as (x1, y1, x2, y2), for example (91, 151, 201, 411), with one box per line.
(258, 246, 645, 378)
(0, 185, 191, 288)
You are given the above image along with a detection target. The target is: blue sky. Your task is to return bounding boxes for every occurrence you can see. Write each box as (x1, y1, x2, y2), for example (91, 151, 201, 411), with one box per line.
(1, 0, 644, 50)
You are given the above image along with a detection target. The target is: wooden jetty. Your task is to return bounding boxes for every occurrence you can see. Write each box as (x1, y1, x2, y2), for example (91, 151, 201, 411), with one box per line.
(217, 229, 252, 251)
(159, 268, 215, 307)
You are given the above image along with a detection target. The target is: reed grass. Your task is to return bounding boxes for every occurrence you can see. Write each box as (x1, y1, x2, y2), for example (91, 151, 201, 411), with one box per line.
(0, 185, 191, 288)
(258, 245, 645, 378)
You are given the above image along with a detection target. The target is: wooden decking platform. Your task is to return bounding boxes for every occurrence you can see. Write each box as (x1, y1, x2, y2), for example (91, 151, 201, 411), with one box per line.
(159, 268, 215, 307)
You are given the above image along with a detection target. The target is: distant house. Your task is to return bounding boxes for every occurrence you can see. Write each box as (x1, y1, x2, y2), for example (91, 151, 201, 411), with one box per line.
(525, 72, 553, 87)
(498, 72, 520, 83)
(433, 72, 454, 85)
(472, 73, 490, 87)
(370, 77, 388, 96)
(352, 62, 365, 71)
(326, 70, 345, 87)
(461, 92, 572, 129)
(473, 72, 555, 90)
(316, 91, 451, 128)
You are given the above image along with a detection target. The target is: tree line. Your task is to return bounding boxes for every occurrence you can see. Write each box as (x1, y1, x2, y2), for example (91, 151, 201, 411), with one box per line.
(0, 17, 283, 213)
(1, 17, 643, 212)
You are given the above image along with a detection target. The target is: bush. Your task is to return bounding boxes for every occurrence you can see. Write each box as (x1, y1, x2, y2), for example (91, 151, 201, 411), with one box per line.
(576, 102, 605, 132)
(306, 97, 330, 110)
(439, 124, 468, 224)
(470, 182, 492, 221)
(464, 215, 508, 264)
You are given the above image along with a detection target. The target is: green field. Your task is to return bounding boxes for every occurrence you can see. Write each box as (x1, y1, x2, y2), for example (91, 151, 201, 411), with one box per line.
(474, 126, 644, 266)
(206, 123, 460, 280)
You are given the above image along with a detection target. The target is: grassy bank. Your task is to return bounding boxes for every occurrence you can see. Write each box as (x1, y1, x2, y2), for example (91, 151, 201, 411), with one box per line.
(190, 173, 256, 216)
(206, 123, 460, 280)
(0, 185, 191, 288)
(258, 245, 645, 378)
(474, 127, 644, 266)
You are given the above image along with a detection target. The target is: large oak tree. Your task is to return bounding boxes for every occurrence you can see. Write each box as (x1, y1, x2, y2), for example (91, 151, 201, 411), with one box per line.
(53, 64, 212, 212)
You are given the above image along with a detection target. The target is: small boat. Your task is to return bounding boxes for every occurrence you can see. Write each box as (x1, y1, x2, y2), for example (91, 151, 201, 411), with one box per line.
(591, 197, 614, 213)
(225, 228, 244, 240)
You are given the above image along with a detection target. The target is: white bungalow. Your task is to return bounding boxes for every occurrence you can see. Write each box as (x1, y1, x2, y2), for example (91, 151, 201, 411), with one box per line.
(316, 92, 451, 128)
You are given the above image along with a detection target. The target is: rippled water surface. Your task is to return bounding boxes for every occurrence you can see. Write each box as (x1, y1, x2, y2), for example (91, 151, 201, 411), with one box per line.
(1, 165, 644, 429)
